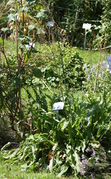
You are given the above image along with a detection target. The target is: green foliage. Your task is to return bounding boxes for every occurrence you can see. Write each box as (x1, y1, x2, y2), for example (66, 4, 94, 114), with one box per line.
(0, 0, 111, 178)
(0, 35, 110, 178)
(0, 37, 111, 177)
(50, 0, 102, 46)
(84, 60, 111, 93)
(2, 90, 111, 177)
(34, 44, 86, 90)
(93, 0, 111, 47)
(0, 0, 103, 47)
(63, 52, 85, 88)
(2, 133, 53, 171)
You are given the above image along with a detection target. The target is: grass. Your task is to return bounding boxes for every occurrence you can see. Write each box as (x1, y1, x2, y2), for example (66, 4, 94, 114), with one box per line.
(0, 153, 76, 179)
(0, 159, 58, 179)
(0, 159, 111, 179)
(35, 42, 108, 65)
(3, 40, 108, 65)
(76, 48, 108, 65)
(0, 159, 78, 179)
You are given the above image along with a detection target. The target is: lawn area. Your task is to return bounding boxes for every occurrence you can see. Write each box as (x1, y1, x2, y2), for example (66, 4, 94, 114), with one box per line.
(0, 159, 77, 179)
(0, 160, 111, 179)
(0, 160, 58, 179)
(0, 153, 73, 179)
(3, 40, 108, 65)
(76, 48, 108, 65)
(35, 43, 108, 65)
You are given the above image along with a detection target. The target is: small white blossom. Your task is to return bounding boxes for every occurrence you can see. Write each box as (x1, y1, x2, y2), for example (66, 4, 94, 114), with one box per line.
(25, 44, 31, 51)
(32, 43, 35, 48)
(47, 21, 54, 27)
(29, 42, 33, 46)
(26, 43, 35, 51)
(29, 42, 35, 48)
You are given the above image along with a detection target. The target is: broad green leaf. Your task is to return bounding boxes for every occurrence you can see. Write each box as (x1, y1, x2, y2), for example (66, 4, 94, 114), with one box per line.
(57, 165, 68, 177)
(61, 121, 69, 131)
(48, 157, 53, 172)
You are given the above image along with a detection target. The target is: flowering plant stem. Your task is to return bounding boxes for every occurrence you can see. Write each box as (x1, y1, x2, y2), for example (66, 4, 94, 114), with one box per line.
(15, 0, 21, 122)
(94, 49, 101, 92)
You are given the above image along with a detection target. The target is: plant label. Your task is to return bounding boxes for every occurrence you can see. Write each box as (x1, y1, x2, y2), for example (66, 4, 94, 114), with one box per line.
(52, 102, 64, 111)
(82, 23, 91, 30)
(107, 56, 111, 69)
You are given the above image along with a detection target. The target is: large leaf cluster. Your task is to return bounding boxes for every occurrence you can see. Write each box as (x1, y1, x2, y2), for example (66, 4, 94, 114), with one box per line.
(2, 91, 111, 177)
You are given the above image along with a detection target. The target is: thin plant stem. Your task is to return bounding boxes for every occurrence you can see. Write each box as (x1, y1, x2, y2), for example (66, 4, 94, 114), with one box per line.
(94, 47, 101, 92)
(15, 0, 22, 121)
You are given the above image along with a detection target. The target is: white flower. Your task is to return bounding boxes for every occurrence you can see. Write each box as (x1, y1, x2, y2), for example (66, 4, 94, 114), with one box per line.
(29, 42, 35, 48)
(82, 23, 91, 30)
(29, 42, 33, 46)
(52, 102, 64, 111)
(32, 43, 35, 48)
(25, 44, 31, 51)
(26, 43, 35, 51)
(47, 21, 54, 27)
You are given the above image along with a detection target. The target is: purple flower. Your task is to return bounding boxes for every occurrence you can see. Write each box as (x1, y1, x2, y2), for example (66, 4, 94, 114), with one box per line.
(97, 64, 101, 70)
(82, 154, 85, 160)
(82, 155, 88, 165)
(86, 147, 90, 153)
(91, 67, 94, 73)
(98, 73, 101, 78)
(102, 71, 104, 76)
(80, 169, 85, 176)
(92, 148, 96, 158)
(102, 61, 106, 66)
(87, 76, 90, 81)
(85, 68, 88, 73)
(107, 55, 111, 62)
(83, 64, 87, 68)
(91, 173, 94, 179)
(80, 155, 88, 176)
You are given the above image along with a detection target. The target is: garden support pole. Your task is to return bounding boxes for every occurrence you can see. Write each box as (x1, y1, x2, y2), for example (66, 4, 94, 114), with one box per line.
(84, 30, 87, 50)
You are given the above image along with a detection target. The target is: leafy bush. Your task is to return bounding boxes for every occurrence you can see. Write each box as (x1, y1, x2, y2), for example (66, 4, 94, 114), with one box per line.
(63, 52, 85, 88)
(2, 90, 111, 177)
(34, 45, 86, 90)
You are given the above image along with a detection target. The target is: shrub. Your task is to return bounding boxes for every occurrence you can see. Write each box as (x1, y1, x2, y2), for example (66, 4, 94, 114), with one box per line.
(2, 91, 111, 177)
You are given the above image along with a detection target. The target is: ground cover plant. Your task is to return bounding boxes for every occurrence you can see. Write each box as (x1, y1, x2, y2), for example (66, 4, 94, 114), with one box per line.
(0, 0, 111, 179)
